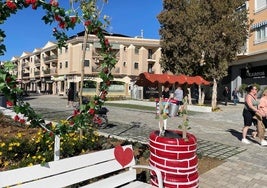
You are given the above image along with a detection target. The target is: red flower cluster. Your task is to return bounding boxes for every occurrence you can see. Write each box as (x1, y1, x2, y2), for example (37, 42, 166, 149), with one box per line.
(14, 115, 26, 124)
(6, 1, 17, 10)
(25, 0, 37, 9)
(50, 0, 59, 7)
(70, 16, 77, 24)
(84, 20, 91, 27)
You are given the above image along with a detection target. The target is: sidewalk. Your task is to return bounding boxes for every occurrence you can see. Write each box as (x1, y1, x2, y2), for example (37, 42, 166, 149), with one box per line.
(106, 100, 267, 188)
(2, 95, 267, 187)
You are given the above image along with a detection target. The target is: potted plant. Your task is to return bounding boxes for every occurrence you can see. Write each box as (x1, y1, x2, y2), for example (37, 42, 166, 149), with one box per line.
(149, 96, 199, 188)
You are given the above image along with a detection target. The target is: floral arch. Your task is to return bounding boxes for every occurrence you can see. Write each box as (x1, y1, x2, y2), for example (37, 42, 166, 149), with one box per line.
(0, 0, 116, 134)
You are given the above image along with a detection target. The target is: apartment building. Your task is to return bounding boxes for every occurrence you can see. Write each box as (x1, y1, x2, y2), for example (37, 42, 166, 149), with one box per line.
(11, 31, 162, 99)
(10, 0, 267, 100)
(230, 0, 267, 94)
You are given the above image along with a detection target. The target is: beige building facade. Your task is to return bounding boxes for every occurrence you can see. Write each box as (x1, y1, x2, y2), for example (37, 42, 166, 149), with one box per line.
(230, 0, 267, 95)
(10, 0, 267, 99)
(11, 32, 162, 99)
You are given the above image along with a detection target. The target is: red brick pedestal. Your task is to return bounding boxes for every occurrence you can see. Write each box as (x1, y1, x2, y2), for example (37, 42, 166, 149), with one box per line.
(149, 130, 199, 188)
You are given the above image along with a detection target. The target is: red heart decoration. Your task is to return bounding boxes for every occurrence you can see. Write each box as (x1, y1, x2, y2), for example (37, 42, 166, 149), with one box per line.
(114, 145, 134, 167)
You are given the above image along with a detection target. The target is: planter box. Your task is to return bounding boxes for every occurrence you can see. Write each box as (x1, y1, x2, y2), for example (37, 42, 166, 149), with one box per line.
(187, 104, 212, 113)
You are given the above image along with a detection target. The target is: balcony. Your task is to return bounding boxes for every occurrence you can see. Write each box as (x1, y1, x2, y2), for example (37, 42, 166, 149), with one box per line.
(22, 72, 30, 78)
(34, 59, 41, 66)
(43, 68, 57, 75)
(92, 66, 101, 73)
(111, 67, 120, 74)
(147, 54, 157, 63)
(43, 55, 58, 62)
(34, 71, 40, 76)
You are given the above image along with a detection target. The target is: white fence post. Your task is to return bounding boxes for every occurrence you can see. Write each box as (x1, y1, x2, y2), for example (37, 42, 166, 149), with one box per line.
(54, 135, 60, 161)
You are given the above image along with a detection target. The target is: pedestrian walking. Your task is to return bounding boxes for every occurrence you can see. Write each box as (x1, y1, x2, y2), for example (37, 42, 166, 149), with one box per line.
(241, 85, 267, 146)
(232, 88, 239, 105)
(67, 87, 74, 107)
(223, 86, 230, 106)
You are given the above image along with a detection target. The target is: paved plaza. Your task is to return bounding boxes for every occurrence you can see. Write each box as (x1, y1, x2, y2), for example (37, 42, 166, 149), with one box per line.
(2, 95, 267, 188)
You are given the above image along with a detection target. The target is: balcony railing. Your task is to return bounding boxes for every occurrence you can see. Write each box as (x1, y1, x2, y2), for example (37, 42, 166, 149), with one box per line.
(43, 55, 58, 62)
(43, 68, 57, 75)
(22, 73, 30, 77)
(34, 71, 40, 76)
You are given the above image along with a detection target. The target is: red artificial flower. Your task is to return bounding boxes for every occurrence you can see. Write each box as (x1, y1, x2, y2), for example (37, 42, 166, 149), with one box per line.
(59, 21, 66, 29)
(6, 1, 17, 10)
(84, 20, 91, 27)
(88, 108, 95, 115)
(106, 80, 111, 86)
(6, 100, 13, 107)
(14, 115, 20, 122)
(50, 0, 58, 7)
(25, 0, 36, 5)
(46, 122, 52, 127)
(70, 16, 77, 24)
(25, 0, 32, 5)
(5, 76, 12, 83)
(93, 28, 99, 35)
(104, 38, 109, 46)
(73, 109, 80, 116)
(69, 121, 74, 126)
(54, 15, 61, 22)
(32, 3, 37, 9)
(19, 119, 26, 124)
(49, 131, 54, 137)
(103, 67, 109, 74)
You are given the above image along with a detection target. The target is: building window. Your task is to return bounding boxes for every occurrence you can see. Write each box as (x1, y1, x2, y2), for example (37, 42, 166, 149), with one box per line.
(59, 62, 62, 69)
(65, 61, 68, 68)
(82, 43, 90, 51)
(134, 47, 139, 54)
(84, 60, 90, 67)
(148, 49, 153, 59)
(255, 25, 267, 44)
(123, 62, 127, 67)
(148, 63, 153, 73)
(255, 0, 267, 12)
(65, 47, 68, 53)
(134, 62, 139, 69)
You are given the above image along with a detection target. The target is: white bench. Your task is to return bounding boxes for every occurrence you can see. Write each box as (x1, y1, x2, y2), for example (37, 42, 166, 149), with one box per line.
(0, 145, 163, 188)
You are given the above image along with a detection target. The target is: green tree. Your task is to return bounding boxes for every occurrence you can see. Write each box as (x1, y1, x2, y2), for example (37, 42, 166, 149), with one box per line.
(158, 0, 252, 109)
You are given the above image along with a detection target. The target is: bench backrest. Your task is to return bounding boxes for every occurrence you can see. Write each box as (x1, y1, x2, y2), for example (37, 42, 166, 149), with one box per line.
(0, 145, 136, 188)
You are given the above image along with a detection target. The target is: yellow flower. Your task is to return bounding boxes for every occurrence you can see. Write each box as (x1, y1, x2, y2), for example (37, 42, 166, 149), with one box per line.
(16, 133, 22, 138)
(8, 147, 13, 151)
(4, 161, 9, 167)
(0, 151, 2, 156)
(0, 143, 5, 147)
(28, 163, 33, 166)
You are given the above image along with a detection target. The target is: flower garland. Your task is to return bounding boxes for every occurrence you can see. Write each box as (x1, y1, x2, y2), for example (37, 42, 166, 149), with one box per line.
(0, 0, 116, 135)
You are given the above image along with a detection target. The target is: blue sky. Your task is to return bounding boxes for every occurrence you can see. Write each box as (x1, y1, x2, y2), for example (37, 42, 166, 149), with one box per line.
(1, 1, 162, 61)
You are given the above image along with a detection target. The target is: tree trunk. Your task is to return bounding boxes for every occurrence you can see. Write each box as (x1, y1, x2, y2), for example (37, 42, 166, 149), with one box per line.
(200, 90, 205, 105)
(79, 27, 89, 105)
(198, 85, 202, 105)
(211, 78, 217, 110)
(187, 88, 192, 105)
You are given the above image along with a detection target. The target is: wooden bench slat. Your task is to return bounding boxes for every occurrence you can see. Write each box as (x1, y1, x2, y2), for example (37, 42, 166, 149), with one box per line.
(0, 145, 164, 188)
(121, 181, 157, 188)
(80, 170, 137, 188)
(0, 146, 134, 187)
(4, 160, 135, 188)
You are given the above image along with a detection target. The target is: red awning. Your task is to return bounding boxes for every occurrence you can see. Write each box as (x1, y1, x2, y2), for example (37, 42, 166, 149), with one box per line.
(135, 72, 210, 86)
